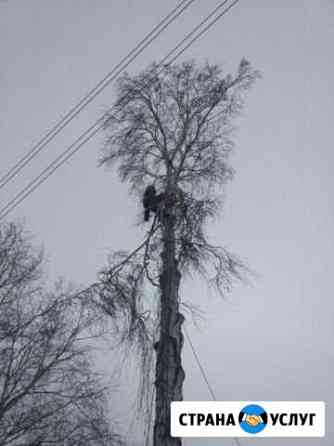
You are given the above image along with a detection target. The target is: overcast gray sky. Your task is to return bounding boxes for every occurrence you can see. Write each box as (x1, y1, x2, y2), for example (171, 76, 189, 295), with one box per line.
(1, 1, 334, 445)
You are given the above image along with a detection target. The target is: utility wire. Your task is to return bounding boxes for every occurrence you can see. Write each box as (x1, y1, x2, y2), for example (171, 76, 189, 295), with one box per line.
(110, 0, 235, 110)
(0, 0, 240, 221)
(0, 0, 196, 191)
(162, 0, 239, 67)
(0, 124, 102, 222)
(184, 325, 242, 446)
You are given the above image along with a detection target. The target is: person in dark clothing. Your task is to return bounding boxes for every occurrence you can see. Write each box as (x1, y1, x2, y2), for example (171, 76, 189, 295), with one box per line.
(142, 185, 165, 221)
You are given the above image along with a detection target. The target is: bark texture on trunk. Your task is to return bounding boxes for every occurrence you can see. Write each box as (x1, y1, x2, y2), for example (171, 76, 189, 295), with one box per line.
(153, 201, 185, 446)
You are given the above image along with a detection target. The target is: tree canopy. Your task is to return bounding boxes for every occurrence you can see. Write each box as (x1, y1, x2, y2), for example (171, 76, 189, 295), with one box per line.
(0, 222, 124, 446)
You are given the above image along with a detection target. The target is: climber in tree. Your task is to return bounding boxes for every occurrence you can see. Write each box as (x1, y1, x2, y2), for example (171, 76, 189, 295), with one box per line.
(142, 185, 165, 222)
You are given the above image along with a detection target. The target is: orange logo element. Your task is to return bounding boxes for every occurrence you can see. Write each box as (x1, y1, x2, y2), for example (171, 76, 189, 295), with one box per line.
(245, 414, 262, 427)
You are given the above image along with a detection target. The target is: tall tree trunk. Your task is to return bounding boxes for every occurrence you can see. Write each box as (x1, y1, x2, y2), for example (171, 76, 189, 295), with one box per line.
(153, 192, 185, 446)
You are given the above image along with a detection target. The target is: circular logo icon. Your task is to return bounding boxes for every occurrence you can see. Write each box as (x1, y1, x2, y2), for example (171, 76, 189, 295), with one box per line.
(239, 404, 268, 434)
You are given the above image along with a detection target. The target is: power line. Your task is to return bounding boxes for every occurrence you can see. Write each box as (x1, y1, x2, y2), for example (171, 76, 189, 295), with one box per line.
(0, 0, 240, 221)
(0, 0, 196, 191)
(163, 0, 239, 66)
(102, 0, 235, 121)
(0, 124, 102, 221)
(184, 325, 242, 446)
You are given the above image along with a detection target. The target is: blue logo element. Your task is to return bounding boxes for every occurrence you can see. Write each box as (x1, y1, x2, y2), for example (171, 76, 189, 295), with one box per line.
(238, 404, 268, 434)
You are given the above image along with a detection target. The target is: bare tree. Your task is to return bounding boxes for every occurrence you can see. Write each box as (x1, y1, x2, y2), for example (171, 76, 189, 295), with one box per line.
(0, 222, 124, 446)
(98, 59, 259, 446)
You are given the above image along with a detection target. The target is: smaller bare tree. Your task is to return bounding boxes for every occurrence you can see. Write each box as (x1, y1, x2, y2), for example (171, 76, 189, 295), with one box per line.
(0, 222, 124, 446)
